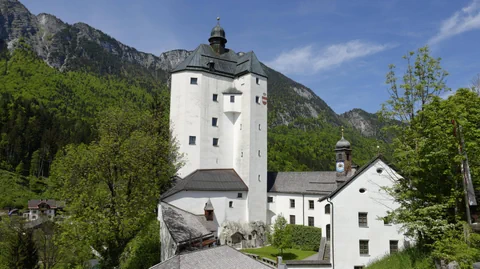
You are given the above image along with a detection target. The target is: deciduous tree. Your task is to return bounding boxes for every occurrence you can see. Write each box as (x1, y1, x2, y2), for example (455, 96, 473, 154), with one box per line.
(269, 215, 292, 256)
(50, 106, 181, 268)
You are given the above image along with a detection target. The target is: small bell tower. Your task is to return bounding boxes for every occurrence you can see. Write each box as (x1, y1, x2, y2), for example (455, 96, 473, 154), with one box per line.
(209, 17, 227, 54)
(335, 127, 352, 179)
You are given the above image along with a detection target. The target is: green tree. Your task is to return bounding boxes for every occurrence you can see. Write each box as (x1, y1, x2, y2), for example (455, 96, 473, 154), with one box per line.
(382, 45, 449, 125)
(384, 89, 480, 248)
(33, 221, 60, 269)
(379, 47, 480, 260)
(0, 220, 39, 269)
(119, 219, 160, 269)
(50, 106, 181, 268)
(269, 215, 292, 256)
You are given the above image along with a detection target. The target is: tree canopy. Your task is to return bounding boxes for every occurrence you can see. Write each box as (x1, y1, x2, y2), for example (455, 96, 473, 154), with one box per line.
(50, 106, 181, 267)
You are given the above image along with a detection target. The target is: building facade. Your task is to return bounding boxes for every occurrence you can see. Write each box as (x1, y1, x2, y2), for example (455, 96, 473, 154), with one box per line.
(25, 199, 64, 221)
(159, 19, 409, 268)
(169, 19, 267, 224)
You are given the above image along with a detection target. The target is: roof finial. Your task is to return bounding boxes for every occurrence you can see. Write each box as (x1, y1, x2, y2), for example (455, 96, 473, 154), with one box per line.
(341, 126, 344, 138)
(217, 17, 220, 25)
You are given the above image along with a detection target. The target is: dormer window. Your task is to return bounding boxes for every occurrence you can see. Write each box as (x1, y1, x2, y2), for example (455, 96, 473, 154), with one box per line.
(204, 199, 214, 221)
(230, 96, 235, 103)
(207, 60, 215, 71)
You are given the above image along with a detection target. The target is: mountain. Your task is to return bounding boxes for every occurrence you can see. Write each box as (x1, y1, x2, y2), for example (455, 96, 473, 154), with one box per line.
(0, 0, 375, 130)
(0, 0, 390, 177)
(341, 108, 381, 137)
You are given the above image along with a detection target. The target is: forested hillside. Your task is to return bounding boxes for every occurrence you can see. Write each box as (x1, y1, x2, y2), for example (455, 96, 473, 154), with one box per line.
(0, 40, 166, 179)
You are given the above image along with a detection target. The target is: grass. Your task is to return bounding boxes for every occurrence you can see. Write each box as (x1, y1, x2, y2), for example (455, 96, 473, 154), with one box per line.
(366, 247, 434, 269)
(240, 245, 317, 261)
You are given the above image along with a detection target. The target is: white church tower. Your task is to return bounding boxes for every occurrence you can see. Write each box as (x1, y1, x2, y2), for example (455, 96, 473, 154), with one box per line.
(169, 18, 268, 223)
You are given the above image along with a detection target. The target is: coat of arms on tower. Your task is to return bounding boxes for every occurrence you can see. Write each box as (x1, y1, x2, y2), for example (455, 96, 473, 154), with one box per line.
(262, 94, 267, 105)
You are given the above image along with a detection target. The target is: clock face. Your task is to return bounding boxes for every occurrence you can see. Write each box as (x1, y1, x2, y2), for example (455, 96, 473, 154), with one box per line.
(336, 162, 345, 173)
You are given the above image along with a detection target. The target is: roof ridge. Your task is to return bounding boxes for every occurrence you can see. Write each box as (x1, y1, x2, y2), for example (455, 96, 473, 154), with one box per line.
(161, 201, 198, 216)
(320, 155, 385, 201)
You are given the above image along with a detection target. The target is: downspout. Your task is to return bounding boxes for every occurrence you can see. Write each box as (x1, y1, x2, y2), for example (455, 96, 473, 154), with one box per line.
(327, 197, 334, 269)
(303, 194, 305, 225)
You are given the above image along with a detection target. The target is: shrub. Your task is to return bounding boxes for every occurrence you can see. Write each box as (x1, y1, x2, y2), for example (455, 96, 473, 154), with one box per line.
(366, 247, 434, 269)
(288, 224, 322, 251)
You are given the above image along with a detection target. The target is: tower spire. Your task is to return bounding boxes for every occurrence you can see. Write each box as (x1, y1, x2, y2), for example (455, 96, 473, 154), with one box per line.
(341, 126, 344, 138)
(209, 17, 227, 54)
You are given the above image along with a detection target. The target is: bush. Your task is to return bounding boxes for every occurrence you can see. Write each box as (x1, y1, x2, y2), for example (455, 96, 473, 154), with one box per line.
(366, 247, 434, 269)
(288, 225, 322, 251)
(431, 228, 480, 269)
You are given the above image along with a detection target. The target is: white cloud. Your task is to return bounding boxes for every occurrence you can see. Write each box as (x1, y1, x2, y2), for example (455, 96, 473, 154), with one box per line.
(266, 40, 392, 75)
(429, 0, 480, 44)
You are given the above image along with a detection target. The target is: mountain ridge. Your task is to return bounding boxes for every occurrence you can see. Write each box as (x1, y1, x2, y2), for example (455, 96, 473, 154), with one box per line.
(0, 0, 380, 136)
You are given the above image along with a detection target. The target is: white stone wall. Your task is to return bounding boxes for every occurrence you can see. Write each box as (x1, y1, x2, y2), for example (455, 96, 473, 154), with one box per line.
(331, 159, 406, 269)
(28, 209, 55, 221)
(267, 193, 330, 235)
(170, 71, 235, 177)
(163, 190, 248, 236)
(169, 70, 267, 224)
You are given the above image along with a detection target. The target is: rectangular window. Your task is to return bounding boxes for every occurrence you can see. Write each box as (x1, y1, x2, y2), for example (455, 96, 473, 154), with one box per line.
(354, 266, 365, 269)
(212, 117, 218, 127)
(359, 212, 368, 227)
(190, 77, 198, 85)
(213, 138, 219, 146)
(230, 95, 235, 103)
(309, 200, 314, 209)
(255, 96, 260, 103)
(290, 199, 295, 208)
(256, 77, 260, 85)
(390, 240, 399, 254)
(237, 193, 243, 198)
(308, 217, 314, 227)
(213, 94, 218, 101)
(189, 136, 196, 145)
(229, 201, 233, 208)
(359, 240, 369, 255)
(289, 215, 296, 224)
(267, 197, 273, 203)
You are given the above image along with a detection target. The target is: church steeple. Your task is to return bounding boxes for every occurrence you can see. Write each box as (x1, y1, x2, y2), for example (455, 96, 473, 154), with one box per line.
(209, 17, 227, 54)
(335, 127, 352, 177)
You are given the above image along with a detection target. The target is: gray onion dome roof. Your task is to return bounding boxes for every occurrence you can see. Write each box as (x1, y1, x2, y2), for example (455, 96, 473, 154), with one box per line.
(210, 24, 225, 39)
(336, 136, 351, 149)
(209, 17, 227, 44)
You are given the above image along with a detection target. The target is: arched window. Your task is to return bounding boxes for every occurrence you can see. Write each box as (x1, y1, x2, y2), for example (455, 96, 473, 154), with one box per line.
(325, 204, 331, 214)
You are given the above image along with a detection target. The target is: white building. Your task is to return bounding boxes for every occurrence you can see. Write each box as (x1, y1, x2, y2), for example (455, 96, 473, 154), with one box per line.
(25, 199, 64, 221)
(159, 19, 409, 268)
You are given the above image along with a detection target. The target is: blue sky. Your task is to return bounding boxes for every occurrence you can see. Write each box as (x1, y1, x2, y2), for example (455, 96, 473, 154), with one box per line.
(22, 0, 480, 114)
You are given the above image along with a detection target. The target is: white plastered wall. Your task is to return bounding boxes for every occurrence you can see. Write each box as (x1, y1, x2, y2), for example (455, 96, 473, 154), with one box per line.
(331, 159, 406, 269)
(163, 190, 248, 236)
